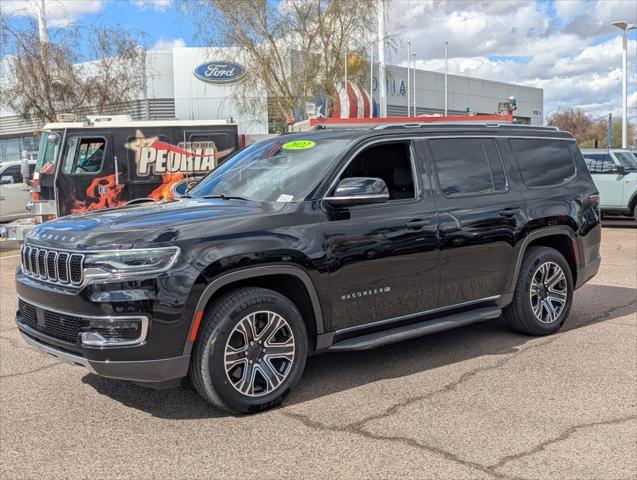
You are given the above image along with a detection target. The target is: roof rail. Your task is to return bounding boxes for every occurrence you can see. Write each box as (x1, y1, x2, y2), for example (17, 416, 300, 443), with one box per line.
(373, 122, 559, 130)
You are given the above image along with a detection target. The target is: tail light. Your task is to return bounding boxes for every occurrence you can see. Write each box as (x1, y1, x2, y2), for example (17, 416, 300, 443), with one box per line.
(589, 194, 600, 206)
(31, 178, 40, 202)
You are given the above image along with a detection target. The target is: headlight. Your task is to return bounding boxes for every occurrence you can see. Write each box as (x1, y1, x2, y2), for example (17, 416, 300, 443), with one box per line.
(84, 247, 180, 281)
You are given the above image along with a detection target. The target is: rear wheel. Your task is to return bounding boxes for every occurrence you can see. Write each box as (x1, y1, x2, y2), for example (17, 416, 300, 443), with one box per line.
(503, 246, 573, 336)
(189, 287, 308, 413)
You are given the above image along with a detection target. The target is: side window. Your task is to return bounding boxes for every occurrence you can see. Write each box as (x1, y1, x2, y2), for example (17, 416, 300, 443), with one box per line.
(3, 165, 22, 183)
(583, 153, 615, 174)
(338, 142, 415, 201)
(63, 137, 106, 174)
(429, 138, 507, 196)
(510, 139, 575, 187)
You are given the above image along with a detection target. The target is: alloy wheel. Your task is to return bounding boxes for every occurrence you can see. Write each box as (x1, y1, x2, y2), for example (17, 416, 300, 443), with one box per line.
(529, 261, 568, 324)
(224, 311, 295, 397)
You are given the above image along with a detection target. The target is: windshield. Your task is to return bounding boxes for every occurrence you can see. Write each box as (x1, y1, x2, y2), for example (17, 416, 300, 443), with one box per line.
(35, 131, 61, 175)
(189, 137, 348, 202)
(614, 151, 637, 171)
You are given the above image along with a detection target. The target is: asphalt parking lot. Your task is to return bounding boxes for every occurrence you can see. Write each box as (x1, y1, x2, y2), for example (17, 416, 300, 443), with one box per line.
(1, 223, 635, 480)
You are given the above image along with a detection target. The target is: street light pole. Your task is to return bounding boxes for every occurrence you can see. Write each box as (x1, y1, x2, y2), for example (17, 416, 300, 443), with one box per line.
(407, 40, 411, 117)
(377, 0, 387, 117)
(444, 40, 448, 116)
(612, 21, 636, 148)
(369, 40, 374, 117)
(412, 52, 417, 116)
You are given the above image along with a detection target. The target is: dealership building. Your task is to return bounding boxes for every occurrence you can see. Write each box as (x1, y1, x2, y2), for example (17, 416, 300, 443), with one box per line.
(0, 47, 543, 162)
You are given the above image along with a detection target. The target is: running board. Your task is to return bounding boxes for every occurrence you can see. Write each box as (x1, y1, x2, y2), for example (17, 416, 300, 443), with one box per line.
(327, 306, 502, 352)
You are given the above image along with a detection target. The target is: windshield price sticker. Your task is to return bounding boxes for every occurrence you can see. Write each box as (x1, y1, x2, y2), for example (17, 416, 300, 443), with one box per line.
(276, 194, 294, 202)
(282, 140, 316, 150)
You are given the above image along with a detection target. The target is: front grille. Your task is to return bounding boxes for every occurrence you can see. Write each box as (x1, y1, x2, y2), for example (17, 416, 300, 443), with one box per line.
(21, 245, 84, 285)
(17, 299, 86, 344)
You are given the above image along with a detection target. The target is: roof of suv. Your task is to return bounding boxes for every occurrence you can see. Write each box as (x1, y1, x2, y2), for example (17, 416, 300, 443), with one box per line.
(279, 123, 573, 142)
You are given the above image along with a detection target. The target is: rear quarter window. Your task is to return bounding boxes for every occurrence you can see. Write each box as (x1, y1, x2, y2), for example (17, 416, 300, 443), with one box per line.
(509, 138, 576, 188)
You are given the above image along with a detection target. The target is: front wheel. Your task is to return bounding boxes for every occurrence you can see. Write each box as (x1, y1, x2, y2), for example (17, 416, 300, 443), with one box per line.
(503, 246, 573, 336)
(189, 287, 308, 413)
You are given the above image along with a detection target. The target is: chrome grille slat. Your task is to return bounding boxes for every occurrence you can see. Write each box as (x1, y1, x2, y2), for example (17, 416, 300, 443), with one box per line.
(20, 245, 84, 286)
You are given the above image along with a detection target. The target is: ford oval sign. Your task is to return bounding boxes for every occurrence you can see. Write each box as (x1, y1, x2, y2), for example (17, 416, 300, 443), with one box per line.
(193, 61, 246, 84)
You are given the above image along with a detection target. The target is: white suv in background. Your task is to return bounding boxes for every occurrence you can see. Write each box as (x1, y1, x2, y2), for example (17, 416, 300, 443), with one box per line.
(0, 160, 35, 223)
(581, 149, 637, 221)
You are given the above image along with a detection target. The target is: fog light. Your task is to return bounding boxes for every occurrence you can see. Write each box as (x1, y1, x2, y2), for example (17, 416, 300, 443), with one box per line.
(81, 317, 148, 347)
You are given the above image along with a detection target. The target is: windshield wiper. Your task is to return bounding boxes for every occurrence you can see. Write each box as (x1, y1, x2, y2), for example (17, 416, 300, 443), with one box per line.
(199, 194, 251, 201)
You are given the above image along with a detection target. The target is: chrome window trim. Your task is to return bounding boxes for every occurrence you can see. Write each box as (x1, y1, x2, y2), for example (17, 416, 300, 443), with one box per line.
(321, 134, 574, 201)
(17, 294, 149, 347)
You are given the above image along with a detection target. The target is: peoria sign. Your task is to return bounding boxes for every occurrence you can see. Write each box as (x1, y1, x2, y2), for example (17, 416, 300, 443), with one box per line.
(193, 61, 246, 84)
(126, 133, 217, 176)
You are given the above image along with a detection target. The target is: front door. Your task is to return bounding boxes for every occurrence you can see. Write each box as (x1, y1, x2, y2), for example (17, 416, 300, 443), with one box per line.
(322, 139, 439, 332)
(423, 136, 525, 307)
(56, 132, 119, 216)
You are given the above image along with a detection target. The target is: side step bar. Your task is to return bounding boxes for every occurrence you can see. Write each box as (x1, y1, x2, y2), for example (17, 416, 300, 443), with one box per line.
(328, 306, 502, 351)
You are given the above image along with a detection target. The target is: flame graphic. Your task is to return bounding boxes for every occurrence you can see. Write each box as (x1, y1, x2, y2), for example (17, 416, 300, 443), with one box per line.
(148, 172, 185, 201)
(71, 174, 125, 213)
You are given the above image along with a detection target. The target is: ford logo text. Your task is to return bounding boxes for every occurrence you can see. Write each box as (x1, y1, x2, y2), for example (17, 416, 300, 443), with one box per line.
(194, 61, 246, 84)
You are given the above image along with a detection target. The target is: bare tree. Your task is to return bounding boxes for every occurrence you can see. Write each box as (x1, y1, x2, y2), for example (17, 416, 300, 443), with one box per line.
(0, 13, 147, 123)
(181, 0, 378, 124)
(548, 108, 636, 147)
(547, 108, 594, 144)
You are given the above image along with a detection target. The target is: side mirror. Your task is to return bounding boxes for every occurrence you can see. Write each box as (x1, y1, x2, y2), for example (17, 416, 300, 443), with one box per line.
(0, 175, 14, 185)
(325, 177, 390, 207)
(614, 164, 626, 175)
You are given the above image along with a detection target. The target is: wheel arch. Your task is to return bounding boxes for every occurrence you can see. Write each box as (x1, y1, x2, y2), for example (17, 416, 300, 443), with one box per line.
(628, 190, 637, 213)
(508, 226, 580, 293)
(182, 265, 325, 356)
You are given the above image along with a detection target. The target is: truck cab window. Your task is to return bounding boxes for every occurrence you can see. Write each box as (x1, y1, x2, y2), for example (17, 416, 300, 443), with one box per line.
(64, 138, 106, 174)
(339, 142, 415, 200)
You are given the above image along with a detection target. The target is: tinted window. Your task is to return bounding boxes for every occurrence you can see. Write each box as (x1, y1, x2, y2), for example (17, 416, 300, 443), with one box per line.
(429, 138, 507, 195)
(510, 139, 575, 187)
(340, 142, 414, 200)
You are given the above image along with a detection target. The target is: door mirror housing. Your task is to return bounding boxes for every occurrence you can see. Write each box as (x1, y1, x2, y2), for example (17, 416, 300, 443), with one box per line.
(325, 177, 390, 207)
(0, 175, 14, 185)
(613, 164, 626, 175)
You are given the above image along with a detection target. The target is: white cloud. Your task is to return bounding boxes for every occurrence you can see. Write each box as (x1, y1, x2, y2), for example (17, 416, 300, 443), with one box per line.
(553, 0, 587, 20)
(386, 0, 637, 119)
(1, 0, 104, 27)
(133, 0, 172, 11)
(151, 37, 186, 51)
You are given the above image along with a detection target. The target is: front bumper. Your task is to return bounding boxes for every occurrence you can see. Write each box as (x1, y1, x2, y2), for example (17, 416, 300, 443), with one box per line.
(20, 328, 190, 383)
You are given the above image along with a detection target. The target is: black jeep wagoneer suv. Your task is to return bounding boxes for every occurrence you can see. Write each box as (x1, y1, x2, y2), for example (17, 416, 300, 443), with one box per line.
(16, 123, 601, 413)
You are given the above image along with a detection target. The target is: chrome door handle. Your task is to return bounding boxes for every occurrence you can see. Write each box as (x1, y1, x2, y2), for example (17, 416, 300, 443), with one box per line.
(405, 219, 431, 229)
(499, 207, 521, 217)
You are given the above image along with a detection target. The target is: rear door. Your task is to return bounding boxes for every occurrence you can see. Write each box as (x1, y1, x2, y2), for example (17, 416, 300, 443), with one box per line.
(583, 153, 623, 207)
(423, 136, 525, 306)
(55, 131, 117, 216)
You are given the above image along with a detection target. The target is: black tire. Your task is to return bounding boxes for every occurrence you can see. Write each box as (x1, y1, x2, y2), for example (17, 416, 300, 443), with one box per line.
(189, 287, 308, 413)
(503, 246, 573, 336)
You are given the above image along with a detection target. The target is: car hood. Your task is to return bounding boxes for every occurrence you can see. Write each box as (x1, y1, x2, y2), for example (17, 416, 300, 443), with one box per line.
(25, 198, 286, 250)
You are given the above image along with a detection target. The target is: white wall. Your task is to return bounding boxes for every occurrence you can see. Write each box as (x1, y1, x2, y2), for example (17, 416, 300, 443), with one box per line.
(170, 47, 268, 135)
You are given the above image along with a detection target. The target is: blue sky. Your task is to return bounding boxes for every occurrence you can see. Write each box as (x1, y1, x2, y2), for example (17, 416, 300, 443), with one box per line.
(3, 0, 637, 119)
